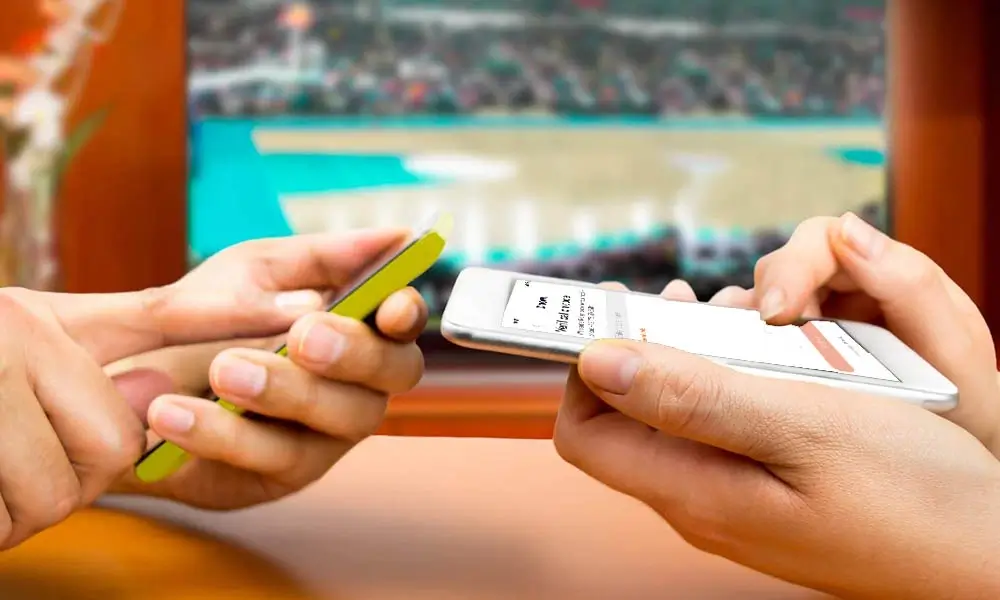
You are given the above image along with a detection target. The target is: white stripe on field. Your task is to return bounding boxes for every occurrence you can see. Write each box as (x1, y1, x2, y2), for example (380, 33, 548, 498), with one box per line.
(462, 195, 487, 265)
(513, 198, 538, 258)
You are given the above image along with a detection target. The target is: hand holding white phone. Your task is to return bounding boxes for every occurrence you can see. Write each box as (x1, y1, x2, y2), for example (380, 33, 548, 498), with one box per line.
(546, 213, 1000, 600)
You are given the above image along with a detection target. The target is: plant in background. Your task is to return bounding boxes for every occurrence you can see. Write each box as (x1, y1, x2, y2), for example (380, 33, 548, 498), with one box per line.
(0, 0, 121, 290)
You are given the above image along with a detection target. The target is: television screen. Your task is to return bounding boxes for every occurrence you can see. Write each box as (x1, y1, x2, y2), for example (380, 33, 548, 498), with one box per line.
(186, 0, 887, 360)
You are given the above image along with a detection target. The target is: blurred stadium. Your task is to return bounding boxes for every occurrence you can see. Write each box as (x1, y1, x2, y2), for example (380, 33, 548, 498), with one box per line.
(186, 0, 887, 327)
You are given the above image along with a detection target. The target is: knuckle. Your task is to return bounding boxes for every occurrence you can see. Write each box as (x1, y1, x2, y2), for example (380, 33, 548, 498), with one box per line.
(137, 285, 175, 336)
(91, 417, 147, 474)
(139, 284, 174, 317)
(343, 324, 419, 391)
(393, 346, 425, 392)
(710, 286, 746, 306)
(218, 416, 247, 464)
(892, 249, 941, 291)
(796, 215, 837, 238)
(0, 288, 40, 327)
(343, 394, 389, 442)
(753, 250, 776, 275)
(0, 286, 33, 307)
(275, 438, 311, 477)
(552, 425, 584, 470)
(352, 335, 387, 383)
(295, 372, 325, 424)
(652, 367, 718, 436)
(46, 486, 84, 526)
(13, 483, 83, 541)
(552, 406, 587, 470)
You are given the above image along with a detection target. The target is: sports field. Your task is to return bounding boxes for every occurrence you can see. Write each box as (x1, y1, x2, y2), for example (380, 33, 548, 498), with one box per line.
(189, 116, 886, 265)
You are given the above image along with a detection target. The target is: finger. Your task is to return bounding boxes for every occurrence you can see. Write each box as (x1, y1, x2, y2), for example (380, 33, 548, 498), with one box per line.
(0, 372, 79, 549)
(660, 279, 698, 302)
(752, 216, 855, 323)
(752, 214, 998, 443)
(209, 349, 389, 442)
(554, 370, 784, 546)
(801, 296, 825, 320)
(708, 286, 754, 308)
(147, 395, 350, 486)
(575, 339, 841, 463)
(825, 213, 999, 445)
(286, 312, 425, 394)
(108, 338, 278, 397)
(110, 368, 177, 426)
(374, 288, 428, 343)
(598, 281, 629, 292)
(39, 228, 409, 365)
(13, 299, 146, 504)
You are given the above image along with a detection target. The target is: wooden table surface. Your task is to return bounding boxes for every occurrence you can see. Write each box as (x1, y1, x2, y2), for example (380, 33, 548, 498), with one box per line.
(1, 437, 832, 600)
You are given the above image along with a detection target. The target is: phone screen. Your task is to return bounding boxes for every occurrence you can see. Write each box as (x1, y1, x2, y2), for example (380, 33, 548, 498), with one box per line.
(501, 279, 899, 382)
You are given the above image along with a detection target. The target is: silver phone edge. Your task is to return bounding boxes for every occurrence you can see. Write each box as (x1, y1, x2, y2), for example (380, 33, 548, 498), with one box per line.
(440, 320, 958, 414)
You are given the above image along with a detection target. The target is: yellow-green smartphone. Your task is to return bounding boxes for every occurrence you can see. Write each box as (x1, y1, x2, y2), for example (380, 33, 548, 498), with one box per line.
(133, 212, 452, 484)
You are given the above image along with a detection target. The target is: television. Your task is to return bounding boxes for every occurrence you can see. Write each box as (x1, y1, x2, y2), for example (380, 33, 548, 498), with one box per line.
(186, 0, 887, 364)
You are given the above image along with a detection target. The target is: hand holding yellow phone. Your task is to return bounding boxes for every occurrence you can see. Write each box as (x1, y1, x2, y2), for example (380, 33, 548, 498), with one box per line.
(134, 213, 452, 483)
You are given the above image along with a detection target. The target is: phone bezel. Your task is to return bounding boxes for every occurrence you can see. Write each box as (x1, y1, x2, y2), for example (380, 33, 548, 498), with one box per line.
(441, 267, 958, 410)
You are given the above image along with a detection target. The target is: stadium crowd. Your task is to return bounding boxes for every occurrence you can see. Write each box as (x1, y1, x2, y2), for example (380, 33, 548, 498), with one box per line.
(187, 0, 886, 118)
(187, 0, 887, 318)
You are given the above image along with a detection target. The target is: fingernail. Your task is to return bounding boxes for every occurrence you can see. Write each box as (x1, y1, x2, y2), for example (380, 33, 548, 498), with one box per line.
(153, 400, 195, 434)
(580, 343, 642, 395)
(758, 288, 786, 321)
(839, 212, 886, 260)
(276, 290, 324, 311)
(298, 322, 346, 364)
(212, 354, 267, 398)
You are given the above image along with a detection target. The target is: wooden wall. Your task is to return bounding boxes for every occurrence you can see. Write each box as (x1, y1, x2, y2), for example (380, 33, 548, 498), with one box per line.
(0, 1, 187, 293)
(1, 1, 997, 438)
(890, 0, 995, 329)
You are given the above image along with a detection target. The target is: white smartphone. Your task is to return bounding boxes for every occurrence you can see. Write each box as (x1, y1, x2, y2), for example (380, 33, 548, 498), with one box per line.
(441, 267, 959, 412)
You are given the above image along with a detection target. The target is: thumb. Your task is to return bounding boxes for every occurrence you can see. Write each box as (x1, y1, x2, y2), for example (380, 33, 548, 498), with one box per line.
(577, 339, 833, 462)
(110, 368, 177, 426)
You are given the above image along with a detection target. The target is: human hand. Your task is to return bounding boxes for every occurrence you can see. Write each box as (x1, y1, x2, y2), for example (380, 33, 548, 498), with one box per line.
(0, 287, 152, 551)
(555, 339, 1000, 599)
(747, 213, 998, 453)
(110, 286, 427, 509)
(100, 228, 428, 508)
(0, 228, 417, 547)
(554, 217, 1000, 598)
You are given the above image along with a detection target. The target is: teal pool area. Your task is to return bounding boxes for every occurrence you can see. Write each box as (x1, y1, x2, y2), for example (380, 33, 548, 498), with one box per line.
(188, 115, 886, 264)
